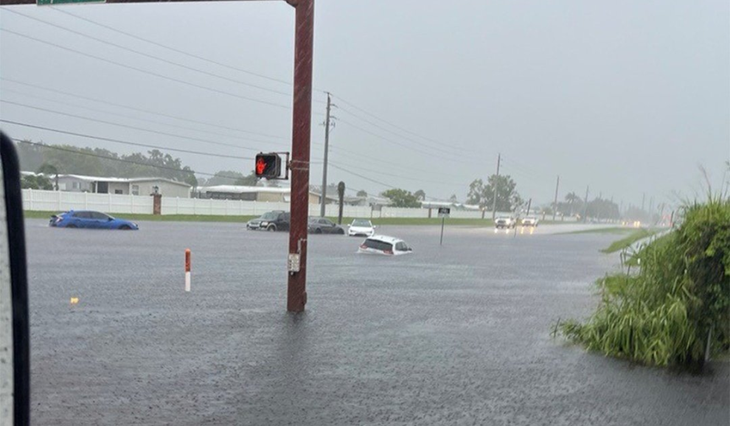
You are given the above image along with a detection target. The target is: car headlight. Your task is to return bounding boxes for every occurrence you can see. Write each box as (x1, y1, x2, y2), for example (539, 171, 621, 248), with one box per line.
(260, 221, 268, 226)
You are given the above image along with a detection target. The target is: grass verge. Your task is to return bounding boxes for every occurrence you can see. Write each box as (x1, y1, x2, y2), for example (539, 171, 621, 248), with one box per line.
(601, 228, 662, 253)
(561, 227, 636, 236)
(24, 210, 497, 226)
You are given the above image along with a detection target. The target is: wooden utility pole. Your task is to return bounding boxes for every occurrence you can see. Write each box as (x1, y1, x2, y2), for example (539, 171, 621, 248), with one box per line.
(552, 175, 559, 221)
(491, 153, 501, 221)
(319, 92, 332, 217)
(286, 0, 315, 313)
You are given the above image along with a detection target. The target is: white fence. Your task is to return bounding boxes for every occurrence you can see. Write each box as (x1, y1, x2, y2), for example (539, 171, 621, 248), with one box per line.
(23, 189, 153, 214)
(21, 189, 504, 219)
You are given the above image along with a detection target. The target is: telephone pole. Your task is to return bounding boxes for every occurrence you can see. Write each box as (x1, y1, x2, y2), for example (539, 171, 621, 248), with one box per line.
(582, 185, 589, 223)
(319, 92, 332, 217)
(552, 175, 560, 221)
(492, 153, 501, 221)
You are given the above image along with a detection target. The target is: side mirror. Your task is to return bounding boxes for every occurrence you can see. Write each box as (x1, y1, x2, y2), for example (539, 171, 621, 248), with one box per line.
(108, 217, 113, 221)
(0, 131, 31, 425)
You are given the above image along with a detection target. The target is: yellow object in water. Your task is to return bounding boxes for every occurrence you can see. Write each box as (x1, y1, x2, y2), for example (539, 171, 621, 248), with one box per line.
(70, 297, 79, 305)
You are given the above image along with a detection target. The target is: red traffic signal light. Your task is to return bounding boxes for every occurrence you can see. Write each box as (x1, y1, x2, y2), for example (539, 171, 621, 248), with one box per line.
(255, 153, 282, 179)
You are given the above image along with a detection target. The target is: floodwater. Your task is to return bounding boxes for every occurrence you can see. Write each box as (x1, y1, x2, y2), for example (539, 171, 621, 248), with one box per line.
(24, 219, 729, 425)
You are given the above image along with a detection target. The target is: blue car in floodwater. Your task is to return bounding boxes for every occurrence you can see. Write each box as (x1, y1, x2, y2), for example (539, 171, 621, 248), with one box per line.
(49, 210, 139, 230)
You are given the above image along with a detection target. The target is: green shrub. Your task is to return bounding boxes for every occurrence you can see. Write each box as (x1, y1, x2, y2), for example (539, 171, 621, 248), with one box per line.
(558, 198, 730, 369)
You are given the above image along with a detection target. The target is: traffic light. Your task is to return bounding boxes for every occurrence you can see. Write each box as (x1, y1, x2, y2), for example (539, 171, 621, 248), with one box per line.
(255, 153, 282, 179)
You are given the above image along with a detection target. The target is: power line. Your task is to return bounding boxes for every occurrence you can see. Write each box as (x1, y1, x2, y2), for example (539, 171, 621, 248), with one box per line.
(336, 104, 474, 158)
(333, 94, 474, 151)
(328, 163, 396, 190)
(329, 159, 467, 187)
(337, 118, 482, 166)
(3, 99, 287, 151)
(1, 100, 276, 152)
(1, 87, 287, 146)
(0, 77, 288, 141)
(13, 138, 237, 181)
(4, 8, 294, 98)
(1, 119, 252, 160)
(51, 6, 294, 87)
(0, 28, 292, 110)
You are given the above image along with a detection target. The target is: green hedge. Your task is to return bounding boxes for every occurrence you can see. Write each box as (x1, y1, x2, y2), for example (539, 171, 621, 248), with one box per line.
(558, 198, 730, 370)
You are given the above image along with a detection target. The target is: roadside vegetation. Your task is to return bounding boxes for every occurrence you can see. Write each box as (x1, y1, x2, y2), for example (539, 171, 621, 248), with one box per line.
(556, 197, 730, 370)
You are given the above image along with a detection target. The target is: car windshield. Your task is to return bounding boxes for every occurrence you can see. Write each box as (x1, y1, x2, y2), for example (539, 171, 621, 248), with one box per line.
(362, 239, 392, 251)
(260, 212, 279, 220)
(6, 3, 726, 424)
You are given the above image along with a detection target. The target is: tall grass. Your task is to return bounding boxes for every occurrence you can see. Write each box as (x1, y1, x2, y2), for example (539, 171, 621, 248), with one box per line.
(557, 197, 730, 370)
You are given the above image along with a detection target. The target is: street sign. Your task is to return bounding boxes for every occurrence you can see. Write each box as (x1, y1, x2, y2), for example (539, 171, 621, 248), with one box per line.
(438, 207, 451, 218)
(37, 0, 105, 5)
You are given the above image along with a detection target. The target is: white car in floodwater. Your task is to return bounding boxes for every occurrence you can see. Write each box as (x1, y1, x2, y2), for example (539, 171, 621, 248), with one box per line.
(348, 218, 376, 237)
(358, 235, 412, 256)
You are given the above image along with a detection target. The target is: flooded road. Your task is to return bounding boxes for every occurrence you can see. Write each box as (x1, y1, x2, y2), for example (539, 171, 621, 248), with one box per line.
(24, 220, 729, 425)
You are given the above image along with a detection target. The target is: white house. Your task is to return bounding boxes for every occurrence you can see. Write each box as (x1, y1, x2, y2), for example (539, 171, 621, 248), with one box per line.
(55, 175, 192, 198)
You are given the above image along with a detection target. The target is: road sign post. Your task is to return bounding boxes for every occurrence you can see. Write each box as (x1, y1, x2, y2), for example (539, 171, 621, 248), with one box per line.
(438, 207, 450, 246)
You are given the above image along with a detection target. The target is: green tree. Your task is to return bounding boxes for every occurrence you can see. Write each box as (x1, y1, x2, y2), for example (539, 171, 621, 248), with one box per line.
(357, 190, 368, 197)
(381, 188, 421, 208)
(449, 194, 458, 203)
(234, 171, 258, 186)
(467, 174, 522, 211)
(37, 162, 59, 190)
(414, 189, 426, 201)
(21, 174, 53, 190)
(202, 170, 244, 186)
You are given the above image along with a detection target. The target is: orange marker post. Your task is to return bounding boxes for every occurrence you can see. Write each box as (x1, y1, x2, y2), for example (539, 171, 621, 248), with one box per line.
(185, 249, 191, 292)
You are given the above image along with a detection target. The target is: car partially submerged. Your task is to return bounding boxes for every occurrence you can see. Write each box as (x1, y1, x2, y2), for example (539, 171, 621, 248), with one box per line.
(358, 235, 412, 256)
(49, 210, 138, 230)
(347, 218, 376, 237)
(308, 217, 345, 234)
(247, 211, 290, 231)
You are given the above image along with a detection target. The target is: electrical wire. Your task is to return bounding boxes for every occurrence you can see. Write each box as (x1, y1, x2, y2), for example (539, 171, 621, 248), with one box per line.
(1, 100, 278, 152)
(13, 138, 238, 181)
(0, 28, 292, 110)
(0, 78, 289, 141)
(1, 119, 252, 160)
(1, 87, 287, 146)
(4, 8, 294, 98)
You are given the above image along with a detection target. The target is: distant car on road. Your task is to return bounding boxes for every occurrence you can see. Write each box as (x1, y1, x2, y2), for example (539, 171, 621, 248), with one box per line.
(308, 217, 345, 234)
(49, 210, 138, 230)
(247, 211, 290, 231)
(494, 216, 516, 229)
(521, 217, 539, 227)
(358, 235, 412, 256)
(347, 219, 376, 237)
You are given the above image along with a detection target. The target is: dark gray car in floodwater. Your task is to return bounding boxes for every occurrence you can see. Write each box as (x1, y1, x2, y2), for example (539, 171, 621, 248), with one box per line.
(246, 211, 290, 231)
(307, 217, 345, 234)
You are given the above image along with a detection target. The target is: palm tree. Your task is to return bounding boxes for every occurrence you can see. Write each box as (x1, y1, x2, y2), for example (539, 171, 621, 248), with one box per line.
(565, 192, 580, 216)
(37, 163, 59, 191)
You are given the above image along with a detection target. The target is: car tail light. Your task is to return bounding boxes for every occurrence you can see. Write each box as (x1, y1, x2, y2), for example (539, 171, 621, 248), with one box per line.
(384, 249, 394, 255)
(359, 244, 367, 249)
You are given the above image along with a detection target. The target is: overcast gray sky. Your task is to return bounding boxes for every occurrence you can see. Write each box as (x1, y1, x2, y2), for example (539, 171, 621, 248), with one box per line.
(1, 0, 728, 208)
